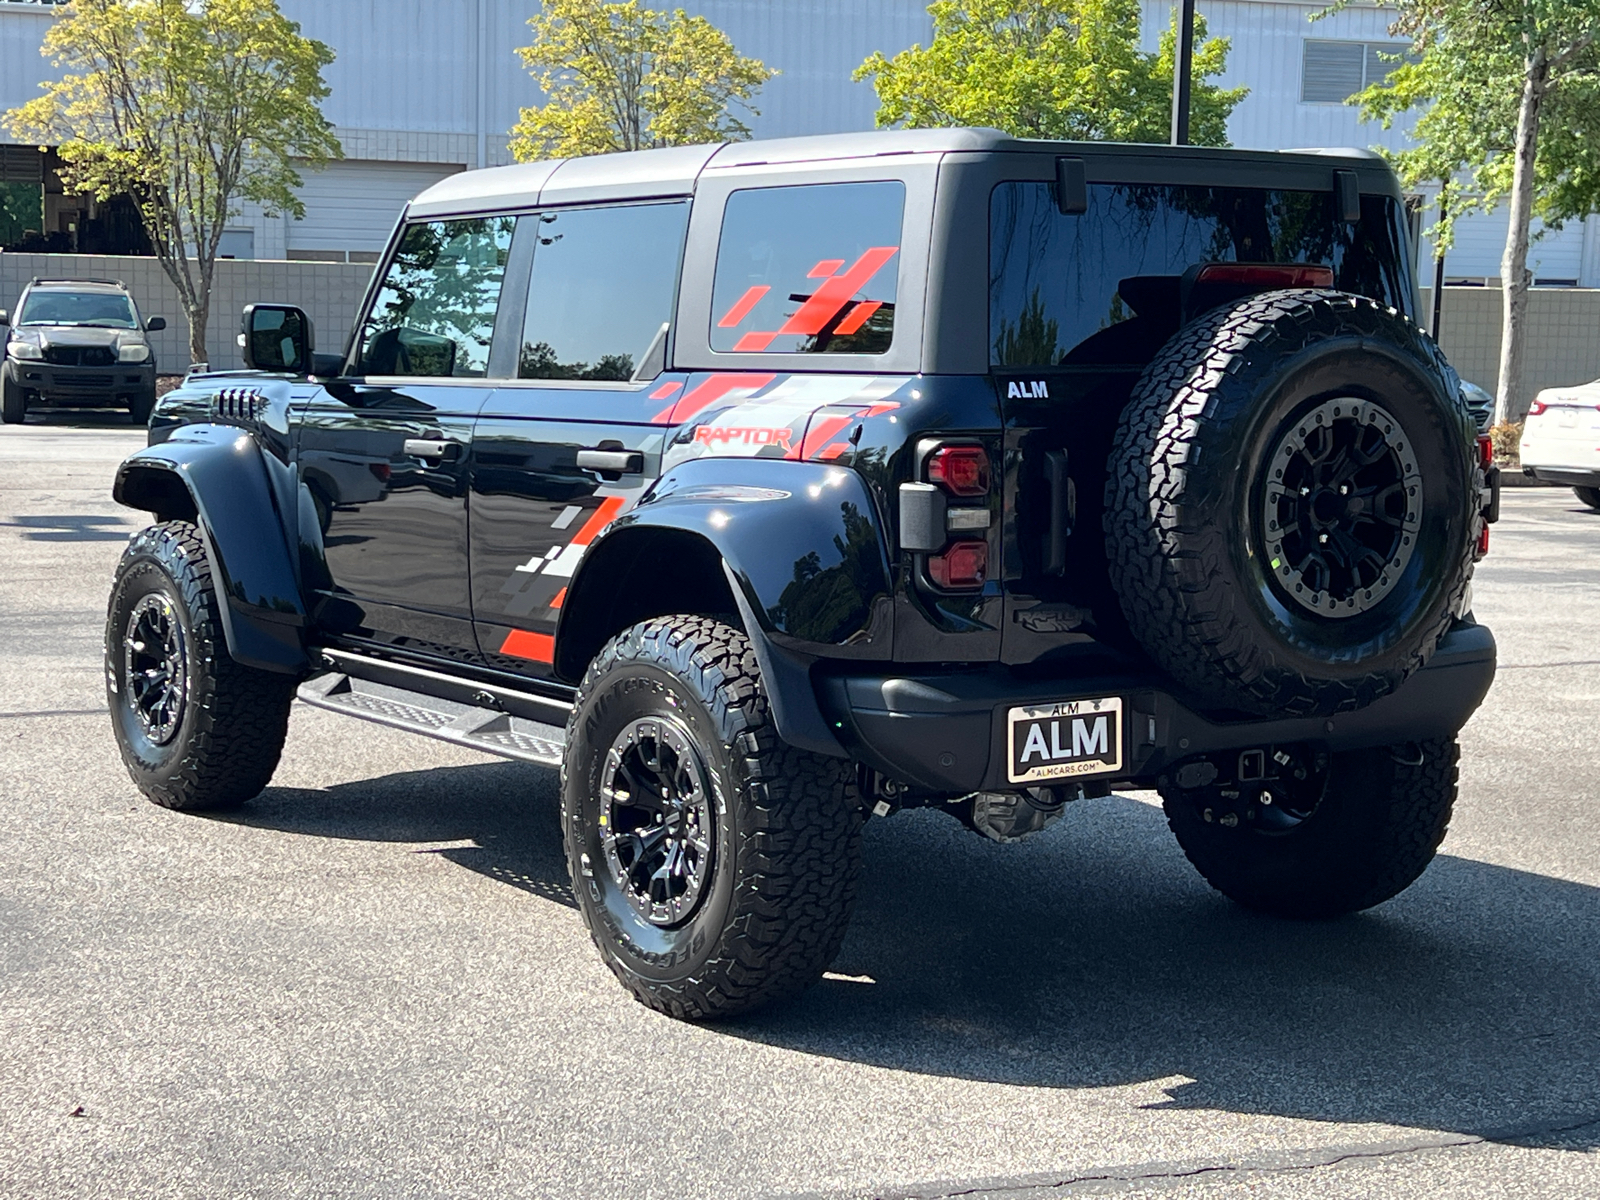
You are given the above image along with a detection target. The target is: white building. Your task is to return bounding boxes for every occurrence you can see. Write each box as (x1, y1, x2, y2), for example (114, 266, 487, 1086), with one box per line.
(2, 0, 1597, 285)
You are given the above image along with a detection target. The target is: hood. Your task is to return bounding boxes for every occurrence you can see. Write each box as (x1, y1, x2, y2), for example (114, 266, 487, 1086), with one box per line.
(32, 326, 128, 349)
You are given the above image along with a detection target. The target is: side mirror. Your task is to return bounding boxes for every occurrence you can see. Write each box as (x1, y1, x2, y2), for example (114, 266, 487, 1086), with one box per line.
(145, 316, 166, 332)
(241, 303, 313, 373)
(0, 310, 9, 327)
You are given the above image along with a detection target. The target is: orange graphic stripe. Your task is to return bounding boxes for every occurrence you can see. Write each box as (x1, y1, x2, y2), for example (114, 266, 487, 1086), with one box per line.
(801, 414, 855, 460)
(777, 247, 898, 337)
(549, 587, 567, 610)
(500, 630, 554, 663)
(572, 495, 626, 546)
(649, 380, 683, 400)
(652, 372, 777, 424)
(717, 285, 770, 327)
(833, 300, 882, 336)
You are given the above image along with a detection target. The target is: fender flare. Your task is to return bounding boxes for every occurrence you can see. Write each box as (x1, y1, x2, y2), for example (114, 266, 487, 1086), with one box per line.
(113, 424, 308, 674)
(556, 458, 895, 758)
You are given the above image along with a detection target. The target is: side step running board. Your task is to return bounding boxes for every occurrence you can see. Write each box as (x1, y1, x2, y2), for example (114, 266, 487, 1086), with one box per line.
(297, 670, 567, 767)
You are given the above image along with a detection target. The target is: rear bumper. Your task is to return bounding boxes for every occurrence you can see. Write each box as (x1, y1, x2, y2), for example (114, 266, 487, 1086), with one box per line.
(1524, 466, 1600, 488)
(6, 358, 155, 401)
(820, 623, 1497, 794)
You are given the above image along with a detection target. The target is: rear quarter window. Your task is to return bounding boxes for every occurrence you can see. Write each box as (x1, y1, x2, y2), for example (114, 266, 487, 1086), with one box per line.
(711, 180, 904, 355)
(989, 182, 1412, 368)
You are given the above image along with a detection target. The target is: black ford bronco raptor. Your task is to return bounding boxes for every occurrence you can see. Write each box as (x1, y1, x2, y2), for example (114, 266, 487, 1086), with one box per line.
(105, 129, 1500, 1020)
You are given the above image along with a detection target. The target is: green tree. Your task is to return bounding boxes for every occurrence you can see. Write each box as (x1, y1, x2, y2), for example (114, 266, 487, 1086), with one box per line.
(510, 0, 774, 161)
(854, 0, 1246, 146)
(5, 0, 339, 366)
(1352, 1, 1600, 424)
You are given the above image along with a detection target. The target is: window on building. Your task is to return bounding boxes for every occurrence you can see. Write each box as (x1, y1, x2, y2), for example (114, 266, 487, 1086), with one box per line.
(711, 181, 905, 355)
(357, 216, 516, 377)
(1302, 39, 1416, 104)
(518, 201, 688, 381)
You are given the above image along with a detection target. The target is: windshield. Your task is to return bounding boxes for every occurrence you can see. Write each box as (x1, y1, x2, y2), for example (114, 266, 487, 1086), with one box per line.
(17, 290, 139, 329)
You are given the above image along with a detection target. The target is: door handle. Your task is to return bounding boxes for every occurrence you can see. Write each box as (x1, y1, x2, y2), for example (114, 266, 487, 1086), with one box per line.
(403, 438, 459, 462)
(576, 447, 644, 474)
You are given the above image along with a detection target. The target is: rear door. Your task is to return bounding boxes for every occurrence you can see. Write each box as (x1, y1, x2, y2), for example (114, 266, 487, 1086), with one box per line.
(296, 215, 517, 660)
(470, 201, 691, 678)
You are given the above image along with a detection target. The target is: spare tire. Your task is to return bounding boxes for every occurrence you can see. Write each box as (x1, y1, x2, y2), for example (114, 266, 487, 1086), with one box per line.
(1106, 289, 1477, 718)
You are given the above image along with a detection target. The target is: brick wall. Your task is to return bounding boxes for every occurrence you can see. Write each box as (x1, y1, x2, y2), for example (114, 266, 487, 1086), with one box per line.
(0, 252, 372, 372)
(1423, 286, 1600, 417)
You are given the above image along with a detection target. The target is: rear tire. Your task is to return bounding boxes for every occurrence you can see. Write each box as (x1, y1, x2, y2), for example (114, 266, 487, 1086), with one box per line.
(1576, 486, 1600, 512)
(563, 615, 863, 1020)
(1162, 738, 1458, 917)
(106, 521, 295, 811)
(1, 366, 25, 424)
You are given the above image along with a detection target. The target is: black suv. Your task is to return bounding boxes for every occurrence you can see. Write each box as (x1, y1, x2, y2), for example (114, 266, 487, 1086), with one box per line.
(104, 130, 1499, 1019)
(2, 277, 165, 424)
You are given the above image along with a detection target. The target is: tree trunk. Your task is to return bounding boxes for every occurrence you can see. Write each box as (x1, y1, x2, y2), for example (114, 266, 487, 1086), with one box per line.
(186, 296, 210, 369)
(1495, 45, 1547, 427)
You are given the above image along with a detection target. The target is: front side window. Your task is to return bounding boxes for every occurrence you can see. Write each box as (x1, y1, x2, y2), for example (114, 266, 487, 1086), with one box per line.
(18, 291, 137, 328)
(357, 216, 516, 377)
(518, 201, 688, 381)
(710, 181, 904, 355)
(989, 182, 1412, 368)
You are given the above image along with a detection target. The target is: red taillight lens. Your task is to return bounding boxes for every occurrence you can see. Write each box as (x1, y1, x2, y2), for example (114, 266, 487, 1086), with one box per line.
(927, 445, 990, 497)
(1194, 263, 1335, 288)
(1477, 434, 1493, 470)
(1528, 399, 1548, 416)
(1477, 523, 1491, 557)
(927, 540, 987, 588)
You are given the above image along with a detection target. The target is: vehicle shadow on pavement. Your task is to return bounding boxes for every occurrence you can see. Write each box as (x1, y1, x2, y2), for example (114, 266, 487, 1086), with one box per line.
(735, 796, 1600, 1151)
(217, 766, 1600, 1149)
(220, 759, 575, 909)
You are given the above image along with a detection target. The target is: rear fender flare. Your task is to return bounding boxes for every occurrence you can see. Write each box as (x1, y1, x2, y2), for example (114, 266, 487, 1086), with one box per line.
(112, 424, 308, 674)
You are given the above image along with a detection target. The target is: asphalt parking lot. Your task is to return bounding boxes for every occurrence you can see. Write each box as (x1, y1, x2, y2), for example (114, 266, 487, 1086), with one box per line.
(2, 415, 1598, 1200)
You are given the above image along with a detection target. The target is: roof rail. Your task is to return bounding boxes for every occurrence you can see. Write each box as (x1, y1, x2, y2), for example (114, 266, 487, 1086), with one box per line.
(28, 277, 128, 288)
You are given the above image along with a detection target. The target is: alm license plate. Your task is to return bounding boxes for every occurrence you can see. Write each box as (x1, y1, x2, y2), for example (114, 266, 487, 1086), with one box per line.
(1007, 696, 1123, 784)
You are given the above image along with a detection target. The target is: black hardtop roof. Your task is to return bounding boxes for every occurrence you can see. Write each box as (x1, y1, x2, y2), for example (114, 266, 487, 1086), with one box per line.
(406, 128, 1391, 219)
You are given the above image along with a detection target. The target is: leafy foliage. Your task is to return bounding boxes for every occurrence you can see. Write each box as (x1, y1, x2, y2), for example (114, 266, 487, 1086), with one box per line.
(510, 0, 773, 161)
(4, 0, 339, 364)
(854, 0, 1246, 145)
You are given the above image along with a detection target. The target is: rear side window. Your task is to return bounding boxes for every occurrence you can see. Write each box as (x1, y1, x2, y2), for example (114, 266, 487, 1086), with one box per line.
(518, 201, 688, 381)
(989, 182, 1412, 368)
(711, 181, 904, 355)
(357, 216, 516, 377)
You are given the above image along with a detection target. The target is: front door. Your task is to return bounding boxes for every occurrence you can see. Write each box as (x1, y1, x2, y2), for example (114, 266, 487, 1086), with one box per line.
(469, 200, 691, 679)
(297, 214, 517, 661)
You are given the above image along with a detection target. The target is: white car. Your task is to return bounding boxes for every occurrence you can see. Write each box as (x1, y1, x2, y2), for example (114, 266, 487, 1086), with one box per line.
(1521, 379, 1600, 511)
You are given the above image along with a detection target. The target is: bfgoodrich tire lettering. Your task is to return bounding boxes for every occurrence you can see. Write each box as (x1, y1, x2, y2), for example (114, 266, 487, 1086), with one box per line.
(1106, 289, 1478, 717)
(1162, 738, 1458, 917)
(563, 615, 863, 1020)
(106, 520, 295, 810)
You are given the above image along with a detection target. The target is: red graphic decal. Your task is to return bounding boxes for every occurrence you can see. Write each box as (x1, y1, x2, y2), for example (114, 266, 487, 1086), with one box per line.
(801, 414, 855, 460)
(694, 425, 794, 452)
(833, 300, 882, 336)
(817, 442, 850, 461)
(653, 372, 777, 424)
(863, 401, 901, 417)
(549, 587, 567, 610)
(808, 259, 845, 278)
(717, 285, 770, 327)
(733, 331, 777, 353)
(500, 629, 554, 663)
(778, 247, 898, 337)
(572, 495, 627, 546)
(649, 380, 683, 400)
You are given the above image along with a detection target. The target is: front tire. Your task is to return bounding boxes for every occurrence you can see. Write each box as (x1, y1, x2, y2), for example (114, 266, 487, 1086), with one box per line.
(129, 387, 157, 425)
(1161, 738, 1458, 917)
(1576, 486, 1600, 512)
(1, 365, 25, 424)
(563, 615, 863, 1020)
(106, 521, 295, 811)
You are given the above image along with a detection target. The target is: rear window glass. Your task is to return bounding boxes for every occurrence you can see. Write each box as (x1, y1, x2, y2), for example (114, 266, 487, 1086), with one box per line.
(989, 183, 1412, 368)
(711, 181, 904, 355)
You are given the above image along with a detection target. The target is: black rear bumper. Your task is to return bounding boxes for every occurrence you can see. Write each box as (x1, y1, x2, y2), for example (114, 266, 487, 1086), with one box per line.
(820, 623, 1497, 794)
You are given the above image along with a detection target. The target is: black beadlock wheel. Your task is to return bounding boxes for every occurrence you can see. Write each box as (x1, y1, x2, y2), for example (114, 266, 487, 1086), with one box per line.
(106, 521, 296, 811)
(1106, 289, 1479, 718)
(1162, 738, 1459, 917)
(562, 615, 863, 1021)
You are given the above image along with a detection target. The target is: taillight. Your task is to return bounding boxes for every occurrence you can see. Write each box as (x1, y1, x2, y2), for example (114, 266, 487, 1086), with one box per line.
(1476, 434, 1493, 470)
(928, 540, 988, 588)
(1194, 263, 1335, 288)
(927, 445, 990, 497)
(1527, 398, 1549, 416)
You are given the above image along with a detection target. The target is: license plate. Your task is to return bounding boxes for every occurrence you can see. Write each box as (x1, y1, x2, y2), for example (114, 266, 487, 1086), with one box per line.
(1007, 696, 1123, 784)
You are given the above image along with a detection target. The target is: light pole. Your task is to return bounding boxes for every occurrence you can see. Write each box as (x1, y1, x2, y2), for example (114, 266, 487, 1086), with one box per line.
(1170, 0, 1196, 145)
